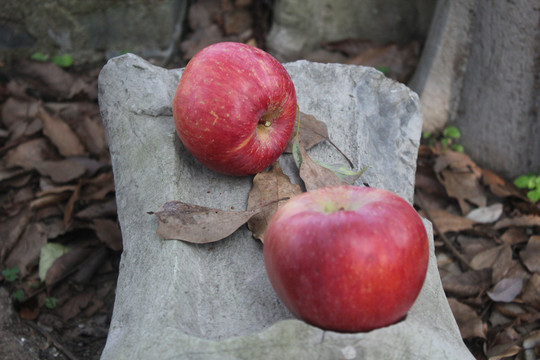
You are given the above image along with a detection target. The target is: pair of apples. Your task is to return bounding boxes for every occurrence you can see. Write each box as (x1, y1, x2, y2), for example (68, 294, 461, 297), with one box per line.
(172, 42, 429, 333)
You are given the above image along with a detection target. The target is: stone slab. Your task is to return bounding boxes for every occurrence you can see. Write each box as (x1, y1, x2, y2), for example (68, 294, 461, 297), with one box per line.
(98, 53, 473, 359)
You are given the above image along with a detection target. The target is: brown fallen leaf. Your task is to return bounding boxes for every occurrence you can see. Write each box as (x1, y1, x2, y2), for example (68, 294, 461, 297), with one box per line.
(482, 169, 523, 198)
(521, 273, 540, 309)
(57, 291, 92, 322)
(247, 162, 301, 242)
(520, 235, 540, 273)
(38, 107, 86, 157)
(296, 140, 346, 191)
(434, 151, 486, 214)
(494, 215, 540, 230)
(36, 159, 87, 183)
(470, 244, 515, 284)
(94, 219, 123, 251)
(4, 138, 58, 170)
(64, 181, 82, 228)
(75, 199, 117, 219)
(487, 277, 524, 303)
(448, 298, 487, 339)
(153, 201, 263, 243)
(500, 227, 529, 245)
(441, 268, 491, 297)
(0, 206, 33, 262)
(485, 343, 522, 360)
(45, 247, 94, 288)
(428, 209, 476, 234)
(284, 112, 329, 153)
(5, 223, 47, 277)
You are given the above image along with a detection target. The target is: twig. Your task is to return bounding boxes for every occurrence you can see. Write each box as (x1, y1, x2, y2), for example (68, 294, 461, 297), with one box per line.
(415, 191, 473, 271)
(25, 320, 80, 360)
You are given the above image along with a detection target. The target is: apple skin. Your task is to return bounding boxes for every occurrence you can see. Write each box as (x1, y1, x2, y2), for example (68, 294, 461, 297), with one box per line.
(263, 185, 429, 332)
(172, 42, 297, 176)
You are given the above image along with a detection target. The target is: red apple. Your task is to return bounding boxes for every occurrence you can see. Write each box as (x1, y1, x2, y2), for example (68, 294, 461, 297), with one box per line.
(263, 185, 429, 332)
(172, 42, 297, 176)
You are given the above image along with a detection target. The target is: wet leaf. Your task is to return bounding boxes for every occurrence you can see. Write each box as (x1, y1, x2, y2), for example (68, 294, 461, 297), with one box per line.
(284, 112, 328, 153)
(487, 277, 524, 303)
(296, 140, 346, 191)
(153, 201, 263, 243)
(448, 298, 487, 339)
(247, 162, 301, 242)
(520, 235, 540, 273)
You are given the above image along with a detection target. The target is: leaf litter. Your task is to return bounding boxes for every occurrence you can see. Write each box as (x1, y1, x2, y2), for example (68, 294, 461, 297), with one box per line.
(416, 143, 540, 359)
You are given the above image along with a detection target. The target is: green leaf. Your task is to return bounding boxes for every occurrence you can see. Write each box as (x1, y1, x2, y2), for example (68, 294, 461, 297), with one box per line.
(12, 289, 25, 302)
(441, 137, 450, 148)
(422, 131, 432, 139)
(39, 243, 71, 282)
(527, 189, 540, 203)
(443, 125, 461, 139)
(313, 160, 368, 183)
(292, 140, 302, 169)
(376, 66, 390, 75)
(30, 52, 50, 62)
(514, 174, 536, 189)
(452, 144, 464, 153)
(45, 297, 58, 309)
(2, 267, 19, 282)
(52, 54, 74, 68)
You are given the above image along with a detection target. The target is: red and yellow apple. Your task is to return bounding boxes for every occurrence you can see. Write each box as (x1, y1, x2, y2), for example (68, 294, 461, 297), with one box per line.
(263, 185, 429, 332)
(172, 42, 297, 176)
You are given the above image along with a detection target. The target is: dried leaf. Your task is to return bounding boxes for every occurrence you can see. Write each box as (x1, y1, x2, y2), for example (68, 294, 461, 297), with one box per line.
(470, 244, 514, 283)
(441, 268, 492, 297)
(4, 138, 57, 170)
(247, 162, 301, 242)
(500, 227, 529, 245)
(482, 169, 522, 198)
(5, 223, 47, 277)
(39, 243, 71, 281)
(64, 181, 82, 228)
(465, 203, 503, 223)
(429, 209, 476, 233)
(296, 140, 346, 191)
(14, 60, 75, 100)
(520, 235, 540, 273)
(45, 247, 94, 288)
(494, 215, 540, 230)
(57, 292, 92, 322)
(434, 151, 486, 214)
(284, 112, 328, 153)
(36, 159, 87, 183)
(0, 206, 33, 262)
(94, 219, 123, 251)
(486, 343, 522, 360)
(448, 298, 487, 339)
(521, 273, 540, 310)
(75, 199, 117, 219)
(0, 97, 39, 130)
(38, 107, 86, 157)
(153, 201, 262, 243)
(487, 277, 524, 303)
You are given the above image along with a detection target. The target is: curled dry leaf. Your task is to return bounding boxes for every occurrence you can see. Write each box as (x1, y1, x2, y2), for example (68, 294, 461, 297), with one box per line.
(485, 343, 522, 360)
(247, 162, 301, 242)
(494, 215, 540, 230)
(153, 201, 262, 244)
(45, 247, 94, 288)
(482, 169, 523, 198)
(448, 297, 487, 339)
(434, 151, 486, 214)
(284, 112, 329, 153)
(295, 140, 346, 191)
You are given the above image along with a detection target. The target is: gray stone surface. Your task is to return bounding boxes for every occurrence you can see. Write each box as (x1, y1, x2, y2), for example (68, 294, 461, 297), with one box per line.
(266, 0, 436, 62)
(98, 53, 473, 359)
(0, 0, 186, 65)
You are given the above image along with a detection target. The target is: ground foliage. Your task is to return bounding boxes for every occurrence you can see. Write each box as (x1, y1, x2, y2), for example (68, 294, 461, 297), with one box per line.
(0, 0, 539, 359)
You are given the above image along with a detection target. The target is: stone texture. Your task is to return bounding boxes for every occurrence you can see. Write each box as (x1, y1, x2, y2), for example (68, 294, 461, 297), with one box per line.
(98, 53, 473, 359)
(410, 0, 540, 178)
(266, 0, 436, 61)
(0, 0, 187, 65)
